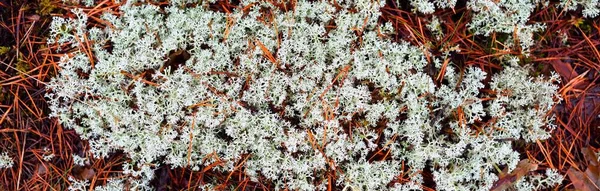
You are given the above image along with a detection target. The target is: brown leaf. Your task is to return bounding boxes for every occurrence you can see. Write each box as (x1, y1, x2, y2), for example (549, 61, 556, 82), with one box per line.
(567, 167, 597, 191)
(582, 147, 598, 166)
(72, 166, 96, 180)
(565, 148, 600, 191)
(513, 159, 539, 178)
(581, 147, 600, 189)
(585, 165, 600, 190)
(549, 60, 578, 81)
(491, 159, 538, 191)
(34, 163, 48, 176)
(81, 167, 95, 180)
(26, 14, 40, 21)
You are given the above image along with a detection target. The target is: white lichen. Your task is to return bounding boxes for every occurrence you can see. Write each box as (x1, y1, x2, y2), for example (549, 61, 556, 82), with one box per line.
(47, 0, 565, 190)
(0, 152, 13, 169)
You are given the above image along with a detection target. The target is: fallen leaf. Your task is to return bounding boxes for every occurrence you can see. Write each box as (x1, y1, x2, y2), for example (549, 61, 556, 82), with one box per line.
(583, 147, 600, 190)
(491, 159, 538, 191)
(34, 163, 48, 176)
(564, 148, 600, 191)
(26, 14, 40, 21)
(584, 165, 600, 190)
(72, 166, 96, 180)
(582, 147, 598, 166)
(513, 159, 539, 178)
(549, 60, 578, 81)
(567, 167, 597, 191)
(80, 168, 95, 180)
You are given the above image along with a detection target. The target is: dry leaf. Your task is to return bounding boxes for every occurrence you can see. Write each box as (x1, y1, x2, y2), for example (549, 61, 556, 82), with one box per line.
(513, 159, 539, 177)
(491, 159, 538, 191)
(565, 148, 600, 191)
(584, 165, 600, 190)
(582, 147, 600, 189)
(72, 166, 96, 180)
(26, 14, 40, 21)
(80, 168, 95, 180)
(567, 167, 597, 191)
(582, 147, 598, 166)
(34, 163, 48, 176)
(549, 60, 578, 81)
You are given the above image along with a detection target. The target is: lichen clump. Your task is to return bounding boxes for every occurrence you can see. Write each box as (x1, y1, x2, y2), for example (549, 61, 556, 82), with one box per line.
(47, 0, 563, 190)
(0, 152, 13, 169)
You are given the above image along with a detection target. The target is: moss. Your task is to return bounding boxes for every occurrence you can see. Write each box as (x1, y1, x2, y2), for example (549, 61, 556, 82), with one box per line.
(580, 22, 593, 34)
(0, 92, 6, 103)
(494, 33, 510, 47)
(0, 46, 9, 56)
(572, 17, 593, 33)
(533, 63, 546, 77)
(16, 59, 30, 76)
(378, 90, 395, 101)
(516, 56, 534, 67)
(37, 0, 57, 16)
